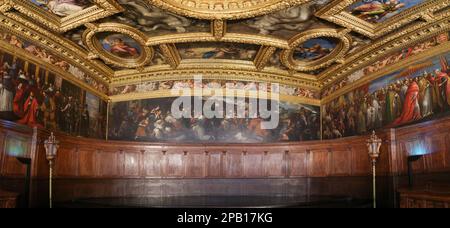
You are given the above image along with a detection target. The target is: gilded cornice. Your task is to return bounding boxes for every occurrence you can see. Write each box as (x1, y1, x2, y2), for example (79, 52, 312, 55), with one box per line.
(109, 88, 321, 106)
(146, 0, 312, 20)
(254, 46, 277, 71)
(159, 43, 181, 69)
(110, 61, 319, 90)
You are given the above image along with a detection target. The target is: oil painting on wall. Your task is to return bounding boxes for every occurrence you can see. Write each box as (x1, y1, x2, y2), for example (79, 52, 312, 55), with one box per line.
(0, 32, 107, 93)
(30, 0, 93, 17)
(323, 52, 450, 139)
(109, 97, 320, 143)
(0, 51, 107, 139)
(322, 32, 450, 98)
(347, 0, 424, 24)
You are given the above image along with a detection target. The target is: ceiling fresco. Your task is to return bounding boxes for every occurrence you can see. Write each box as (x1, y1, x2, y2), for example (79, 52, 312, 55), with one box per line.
(0, 0, 449, 103)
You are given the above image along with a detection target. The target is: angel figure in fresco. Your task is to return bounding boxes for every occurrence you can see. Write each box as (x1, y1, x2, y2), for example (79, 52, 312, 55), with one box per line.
(351, 0, 406, 23)
(36, 0, 91, 17)
(105, 38, 139, 58)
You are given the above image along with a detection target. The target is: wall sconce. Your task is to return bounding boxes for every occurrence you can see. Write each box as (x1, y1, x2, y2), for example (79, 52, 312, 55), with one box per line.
(44, 132, 59, 208)
(367, 131, 382, 209)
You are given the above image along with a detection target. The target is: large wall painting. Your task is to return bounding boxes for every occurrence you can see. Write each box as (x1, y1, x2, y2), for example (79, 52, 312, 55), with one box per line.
(0, 51, 107, 139)
(322, 32, 450, 98)
(0, 32, 107, 94)
(109, 97, 320, 143)
(323, 52, 450, 139)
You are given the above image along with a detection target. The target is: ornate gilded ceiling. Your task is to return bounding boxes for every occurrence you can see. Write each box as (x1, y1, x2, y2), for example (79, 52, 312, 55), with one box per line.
(0, 0, 449, 103)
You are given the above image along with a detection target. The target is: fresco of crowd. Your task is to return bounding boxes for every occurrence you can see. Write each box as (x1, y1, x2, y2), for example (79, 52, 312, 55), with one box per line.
(323, 55, 450, 139)
(0, 52, 106, 138)
(0, 32, 108, 94)
(322, 32, 449, 98)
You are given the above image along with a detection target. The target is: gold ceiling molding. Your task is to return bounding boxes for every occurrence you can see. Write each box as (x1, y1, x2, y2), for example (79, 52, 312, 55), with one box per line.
(83, 23, 154, 69)
(254, 46, 277, 71)
(0, 0, 123, 32)
(110, 63, 320, 91)
(109, 88, 321, 106)
(146, 0, 311, 20)
(0, 39, 109, 100)
(318, 14, 450, 87)
(280, 28, 352, 71)
(321, 41, 450, 104)
(316, 0, 450, 39)
(145, 32, 289, 49)
(0, 13, 113, 84)
(159, 43, 181, 68)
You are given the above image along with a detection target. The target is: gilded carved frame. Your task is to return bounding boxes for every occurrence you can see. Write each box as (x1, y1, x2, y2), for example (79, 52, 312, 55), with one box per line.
(146, 0, 312, 20)
(83, 23, 154, 69)
(0, 0, 123, 32)
(280, 28, 352, 71)
(316, 0, 450, 38)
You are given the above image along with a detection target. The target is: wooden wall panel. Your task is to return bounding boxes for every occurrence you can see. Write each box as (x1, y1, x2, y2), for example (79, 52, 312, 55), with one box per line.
(351, 145, 370, 175)
(143, 151, 163, 177)
(55, 147, 78, 177)
(308, 150, 329, 177)
(123, 151, 141, 177)
(225, 152, 243, 177)
(330, 147, 351, 176)
(206, 151, 223, 177)
(98, 150, 118, 177)
(264, 151, 285, 177)
(78, 149, 96, 177)
(186, 152, 206, 178)
(244, 152, 264, 177)
(289, 151, 307, 177)
(164, 151, 184, 177)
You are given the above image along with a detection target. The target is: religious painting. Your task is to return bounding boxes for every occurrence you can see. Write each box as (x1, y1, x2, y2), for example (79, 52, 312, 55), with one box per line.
(107, 0, 210, 37)
(322, 32, 450, 98)
(109, 97, 320, 143)
(97, 33, 142, 59)
(227, 1, 333, 40)
(293, 38, 339, 62)
(0, 32, 107, 93)
(0, 51, 107, 139)
(347, 0, 424, 24)
(323, 52, 450, 139)
(177, 43, 259, 61)
(29, 0, 93, 17)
